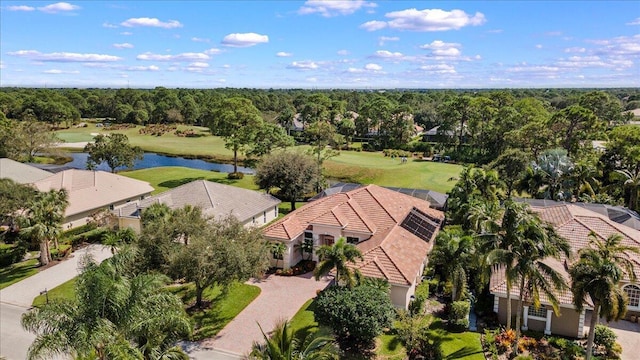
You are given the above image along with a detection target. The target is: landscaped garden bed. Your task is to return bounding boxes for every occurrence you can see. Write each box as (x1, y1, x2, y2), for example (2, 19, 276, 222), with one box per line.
(274, 260, 316, 276)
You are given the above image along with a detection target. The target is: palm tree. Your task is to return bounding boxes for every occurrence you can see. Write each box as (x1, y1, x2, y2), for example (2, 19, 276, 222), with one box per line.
(615, 168, 640, 211)
(21, 254, 192, 360)
(511, 223, 570, 355)
(569, 232, 639, 360)
(429, 226, 474, 301)
(271, 242, 287, 269)
(20, 189, 69, 266)
(314, 237, 363, 288)
(531, 148, 574, 201)
(249, 320, 338, 360)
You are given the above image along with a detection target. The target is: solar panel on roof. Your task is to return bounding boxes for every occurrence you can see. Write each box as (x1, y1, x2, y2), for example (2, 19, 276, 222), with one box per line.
(400, 207, 441, 243)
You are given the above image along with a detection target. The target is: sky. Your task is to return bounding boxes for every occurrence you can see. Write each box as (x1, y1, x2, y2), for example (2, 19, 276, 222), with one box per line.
(0, 1, 639, 89)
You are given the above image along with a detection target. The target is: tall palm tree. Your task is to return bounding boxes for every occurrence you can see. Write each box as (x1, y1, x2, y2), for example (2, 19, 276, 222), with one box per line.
(511, 224, 570, 355)
(569, 232, 639, 360)
(615, 168, 640, 211)
(20, 189, 69, 266)
(429, 226, 474, 301)
(21, 255, 192, 360)
(314, 237, 363, 288)
(249, 320, 338, 360)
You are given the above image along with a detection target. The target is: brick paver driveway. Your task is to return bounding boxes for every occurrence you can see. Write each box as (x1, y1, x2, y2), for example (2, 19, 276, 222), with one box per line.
(191, 272, 331, 358)
(585, 311, 640, 360)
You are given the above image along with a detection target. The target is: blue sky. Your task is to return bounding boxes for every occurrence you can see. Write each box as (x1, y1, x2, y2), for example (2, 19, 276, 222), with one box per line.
(1, 1, 639, 88)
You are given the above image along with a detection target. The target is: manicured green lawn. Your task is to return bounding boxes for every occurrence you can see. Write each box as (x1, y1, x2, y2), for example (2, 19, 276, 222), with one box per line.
(289, 300, 483, 360)
(121, 166, 259, 194)
(324, 151, 462, 193)
(169, 282, 261, 340)
(0, 259, 39, 290)
(32, 277, 76, 306)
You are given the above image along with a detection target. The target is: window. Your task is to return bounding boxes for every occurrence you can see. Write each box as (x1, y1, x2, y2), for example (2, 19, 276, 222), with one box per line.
(346, 236, 359, 244)
(625, 284, 640, 308)
(272, 251, 283, 260)
(528, 305, 547, 319)
(263, 211, 267, 223)
(304, 231, 313, 241)
(274, 207, 278, 217)
(252, 216, 256, 224)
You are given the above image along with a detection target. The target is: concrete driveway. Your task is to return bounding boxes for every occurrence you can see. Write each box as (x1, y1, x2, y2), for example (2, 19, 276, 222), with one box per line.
(584, 311, 640, 360)
(188, 272, 332, 358)
(0, 244, 112, 360)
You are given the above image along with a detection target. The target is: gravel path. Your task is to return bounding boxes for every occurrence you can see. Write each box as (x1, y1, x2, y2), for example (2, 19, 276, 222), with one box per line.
(192, 272, 332, 357)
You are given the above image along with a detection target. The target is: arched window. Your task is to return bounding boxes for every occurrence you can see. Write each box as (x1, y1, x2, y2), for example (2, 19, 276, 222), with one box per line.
(624, 284, 640, 308)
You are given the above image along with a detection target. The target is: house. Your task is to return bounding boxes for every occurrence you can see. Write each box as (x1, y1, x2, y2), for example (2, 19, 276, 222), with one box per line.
(490, 203, 640, 338)
(114, 179, 281, 232)
(310, 182, 448, 210)
(0, 158, 54, 184)
(422, 124, 469, 143)
(31, 169, 154, 229)
(263, 184, 444, 308)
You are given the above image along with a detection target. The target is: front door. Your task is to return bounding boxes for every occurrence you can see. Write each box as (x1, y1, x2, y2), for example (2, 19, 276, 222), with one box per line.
(322, 235, 335, 246)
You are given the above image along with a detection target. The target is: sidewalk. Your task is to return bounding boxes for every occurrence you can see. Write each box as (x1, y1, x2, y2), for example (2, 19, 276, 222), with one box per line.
(0, 244, 112, 307)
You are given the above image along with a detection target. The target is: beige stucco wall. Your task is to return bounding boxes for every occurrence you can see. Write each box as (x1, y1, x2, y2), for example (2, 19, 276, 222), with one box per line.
(496, 296, 581, 338)
(391, 285, 410, 308)
(245, 206, 279, 227)
(118, 217, 141, 233)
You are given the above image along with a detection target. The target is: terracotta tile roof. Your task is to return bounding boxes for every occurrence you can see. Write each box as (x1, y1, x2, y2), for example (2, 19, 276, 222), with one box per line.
(32, 169, 154, 217)
(491, 203, 640, 307)
(263, 184, 444, 286)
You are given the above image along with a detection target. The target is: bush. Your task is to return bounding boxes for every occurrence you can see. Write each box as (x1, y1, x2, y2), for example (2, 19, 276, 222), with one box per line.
(0, 242, 27, 266)
(70, 228, 109, 246)
(448, 300, 470, 330)
(50, 244, 72, 260)
(227, 172, 244, 179)
(409, 281, 429, 316)
(314, 285, 395, 350)
(62, 223, 97, 237)
(274, 260, 316, 276)
(495, 329, 516, 354)
(594, 324, 617, 350)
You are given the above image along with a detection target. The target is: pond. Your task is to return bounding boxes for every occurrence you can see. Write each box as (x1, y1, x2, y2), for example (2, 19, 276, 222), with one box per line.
(65, 152, 254, 174)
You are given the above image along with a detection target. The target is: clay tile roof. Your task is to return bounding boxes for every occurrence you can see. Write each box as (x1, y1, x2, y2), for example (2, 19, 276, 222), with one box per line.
(263, 184, 445, 286)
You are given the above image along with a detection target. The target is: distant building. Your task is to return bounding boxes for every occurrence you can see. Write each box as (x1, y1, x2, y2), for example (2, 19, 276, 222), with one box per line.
(0, 158, 53, 184)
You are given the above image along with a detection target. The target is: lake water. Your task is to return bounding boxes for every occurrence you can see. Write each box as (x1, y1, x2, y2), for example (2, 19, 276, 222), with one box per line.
(65, 152, 254, 174)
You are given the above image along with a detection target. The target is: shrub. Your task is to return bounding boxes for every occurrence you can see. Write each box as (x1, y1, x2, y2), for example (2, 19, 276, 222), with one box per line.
(50, 244, 72, 260)
(594, 324, 617, 350)
(274, 260, 316, 276)
(518, 336, 537, 353)
(448, 300, 470, 330)
(408, 281, 430, 316)
(495, 329, 516, 354)
(227, 172, 244, 179)
(314, 285, 395, 350)
(0, 242, 27, 266)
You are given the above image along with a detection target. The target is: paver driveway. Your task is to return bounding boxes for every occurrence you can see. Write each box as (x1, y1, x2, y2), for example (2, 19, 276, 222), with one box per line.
(585, 311, 640, 360)
(193, 272, 332, 357)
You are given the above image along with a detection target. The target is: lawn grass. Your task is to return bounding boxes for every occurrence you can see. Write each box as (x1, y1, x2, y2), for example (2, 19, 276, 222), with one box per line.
(324, 151, 462, 194)
(377, 334, 406, 360)
(121, 166, 259, 194)
(429, 318, 485, 360)
(0, 259, 39, 290)
(32, 277, 76, 306)
(169, 282, 261, 340)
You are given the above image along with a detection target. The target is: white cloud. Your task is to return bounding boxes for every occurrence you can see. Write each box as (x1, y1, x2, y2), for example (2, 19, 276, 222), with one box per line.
(362, 8, 486, 32)
(191, 37, 210, 43)
(0, 61, 4, 69)
(113, 43, 134, 49)
(299, 0, 376, 17)
(419, 64, 456, 74)
(120, 32, 133, 36)
(288, 61, 319, 70)
(592, 34, 640, 56)
(378, 36, 399, 46)
(136, 52, 210, 61)
(487, 29, 503, 34)
(564, 47, 586, 53)
(306, 77, 318, 83)
(276, 51, 293, 57)
(204, 48, 222, 55)
(627, 17, 640, 26)
(360, 20, 387, 31)
(37, 2, 80, 13)
(545, 31, 563, 37)
(126, 65, 159, 71)
(347, 67, 364, 73)
(103, 22, 118, 28)
(364, 63, 382, 71)
(6, 5, 35, 11)
(420, 40, 462, 56)
(188, 62, 209, 68)
(337, 49, 350, 56)
(43, 69, 80, 74)
(121, 17, 183, 29)
(535, 44, 543, 49)
(8, 50, 121, 62)
(506, 65, 561, 73)
(372, 50, 404, 59)
(221, 33, 269, 47)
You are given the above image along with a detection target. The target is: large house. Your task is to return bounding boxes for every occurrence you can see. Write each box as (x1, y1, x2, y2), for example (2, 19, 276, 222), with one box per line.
(490, 203, 640, 338)
(31, 169, 154, 229)
(114, 179, 281, 232)
(263, 184, 444, 308)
